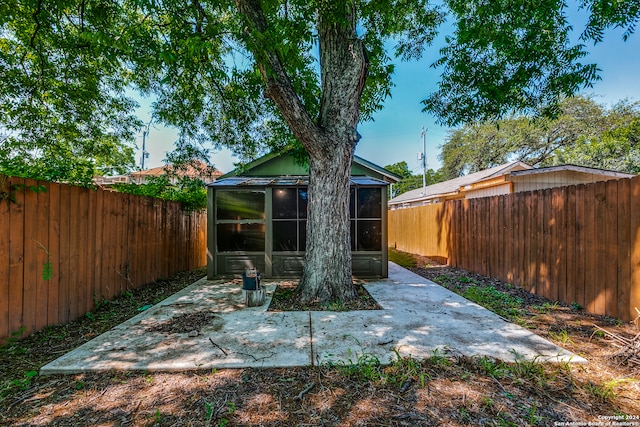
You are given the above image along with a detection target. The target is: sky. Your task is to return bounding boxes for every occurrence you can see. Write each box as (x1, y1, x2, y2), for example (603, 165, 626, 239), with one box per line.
(134, 11, 640, 176)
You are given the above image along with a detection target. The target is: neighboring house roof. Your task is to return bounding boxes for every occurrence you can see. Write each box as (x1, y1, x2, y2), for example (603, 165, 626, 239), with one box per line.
(130, 160, 223, 183)
(219, 148, 402, 184)
(94, 160, 223, 186)
(389, 161, 532, 206)
(508, 164, 635, 180)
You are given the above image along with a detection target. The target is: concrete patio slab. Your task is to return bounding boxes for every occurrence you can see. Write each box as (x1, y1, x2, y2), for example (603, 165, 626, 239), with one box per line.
(312, 263, 583, 366)
(40, 263, 585, 375)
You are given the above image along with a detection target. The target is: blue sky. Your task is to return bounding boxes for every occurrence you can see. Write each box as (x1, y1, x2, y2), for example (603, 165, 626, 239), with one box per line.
(135, 12, 640, 175)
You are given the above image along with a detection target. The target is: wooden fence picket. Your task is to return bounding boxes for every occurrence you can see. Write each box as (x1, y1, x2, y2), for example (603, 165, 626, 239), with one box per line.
(389, 175, 640, 321)
(0, 178, 208, 344)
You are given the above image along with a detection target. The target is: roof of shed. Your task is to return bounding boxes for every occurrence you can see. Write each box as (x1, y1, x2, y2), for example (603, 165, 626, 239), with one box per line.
(219, 148, 402, 183)
(211, 176, 389, 187)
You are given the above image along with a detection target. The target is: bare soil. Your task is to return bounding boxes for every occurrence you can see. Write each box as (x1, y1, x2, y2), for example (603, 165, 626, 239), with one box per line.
(1, 258, 640, 426)
(269, 280, 381, 312)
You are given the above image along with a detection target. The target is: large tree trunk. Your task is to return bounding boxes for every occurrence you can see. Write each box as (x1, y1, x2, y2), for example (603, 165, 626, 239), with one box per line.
(235, 0, 367, 303)
(300, 140, 356, 303)
(297, 4, 367, 303)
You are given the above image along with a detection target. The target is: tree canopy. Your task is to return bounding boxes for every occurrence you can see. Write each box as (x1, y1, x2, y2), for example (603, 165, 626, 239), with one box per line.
(439, 96, 640, 179)
(1, 0, 637, 301)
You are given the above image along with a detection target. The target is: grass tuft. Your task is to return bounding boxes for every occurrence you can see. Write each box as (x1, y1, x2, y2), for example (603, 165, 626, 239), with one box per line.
(388, 247, 417, 268)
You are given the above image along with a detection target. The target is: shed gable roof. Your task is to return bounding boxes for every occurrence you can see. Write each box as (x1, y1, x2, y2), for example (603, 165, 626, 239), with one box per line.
(219, 148, 401, 183)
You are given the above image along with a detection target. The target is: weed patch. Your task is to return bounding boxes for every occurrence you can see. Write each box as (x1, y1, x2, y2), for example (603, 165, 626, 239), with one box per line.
(461, 285, 524, 320)
(388, 247, 417, 268)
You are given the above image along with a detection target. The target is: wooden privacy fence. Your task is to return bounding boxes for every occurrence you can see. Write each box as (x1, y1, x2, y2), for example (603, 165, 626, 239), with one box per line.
(0, 177, 207, 343)
(389, 175, 640, 322)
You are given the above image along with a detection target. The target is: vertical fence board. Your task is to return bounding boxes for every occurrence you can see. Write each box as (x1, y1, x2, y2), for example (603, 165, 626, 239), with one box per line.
(122, 194, 131, 291)
(180, 204, 186, 273)
(134, 196, 143, 287)
(522, 192, 532, 290)
(199, 211, 207, 268)
(143, 197, 151, 285)
(616, 178, 631, 320)
(486, 197, 495, 277)
(126, 194, 135, 290)
(34, 181, 50, 331)
(574, 185, 587, 311)
(68, 186, 82, 321)
(534, 190, 544, 296)
(527, 191, 538, 294)
(58, 184, 70, 324)
(583, 184, 596, 313)
(78, 187, 90, 317)
(461, 199, 470, 272)
(108, 191, 119, 298)
(515, 193, 524, 287)
(545, 188, 556, 300)
(515, 193, 523, 287)
(113, 191, 123, 294)
(507, 195, 515, 284)
(22, 179, 40, 334)
(605, 180, 619, 318)
(47, 182, 60, 328)
(565, 186, 577, 308)
(498, 195, 506, 281)
(93, 189, 104, 302)
(140, 198, 148, 284)
(139, 197, 148, 285)
(630, 176, 640, 322)
(85, 187, 95, 313)
(153, 201, 164, 277)
(168, 202, 175, 276)
(549, 189, 557, 302)
(171, 201, 178, 275)
(189, 213, 196, 270)
(8, 178, 25, 336)
(100, 191, 112, 300)
(555, 188, 567, 304)
(114, 192, 124, 296)
(102, 191, 111, 299)
(478, 197, 491, 276)
(472, 199, 480, 275)
(593, 182, 607, 315)
(0, 182, 10, 341)
(540, 188, 553, 299)
(447, 203, 456, 266)
(86, 188, 97, 312)
(129, 194, 138, 287)
(455, 201, 463, 267)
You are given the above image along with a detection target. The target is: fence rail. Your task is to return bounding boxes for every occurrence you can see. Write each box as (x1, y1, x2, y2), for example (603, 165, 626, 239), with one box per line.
(0, 177, 207, 343)
(389, 175, 640, 321)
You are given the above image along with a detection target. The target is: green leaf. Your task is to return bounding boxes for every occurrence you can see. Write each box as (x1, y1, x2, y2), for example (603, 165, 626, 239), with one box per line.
(42, 262, 53, 281)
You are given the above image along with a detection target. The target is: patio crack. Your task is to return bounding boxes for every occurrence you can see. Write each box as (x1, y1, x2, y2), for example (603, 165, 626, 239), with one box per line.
(308, 311, 314, 366)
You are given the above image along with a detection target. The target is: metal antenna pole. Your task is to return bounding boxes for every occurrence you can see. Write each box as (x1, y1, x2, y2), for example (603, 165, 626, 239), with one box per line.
(141, 122, 151, 170)
(421, 127, 427, 194)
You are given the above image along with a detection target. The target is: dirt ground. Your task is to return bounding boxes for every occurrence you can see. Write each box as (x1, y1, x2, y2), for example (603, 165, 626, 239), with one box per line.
(1, 258, 640, 426)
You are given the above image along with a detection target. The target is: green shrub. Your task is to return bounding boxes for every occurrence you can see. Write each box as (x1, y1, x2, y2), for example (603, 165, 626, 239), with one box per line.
(113, 175, 206, 212)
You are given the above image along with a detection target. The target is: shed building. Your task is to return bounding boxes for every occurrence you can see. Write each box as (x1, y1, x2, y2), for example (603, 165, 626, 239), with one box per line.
(207, 150, 401, 279)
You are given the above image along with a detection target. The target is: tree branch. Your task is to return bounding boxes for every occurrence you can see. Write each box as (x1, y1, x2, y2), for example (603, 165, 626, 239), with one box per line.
(317, 1, 368, 144)
(233, 0, 320, 146)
